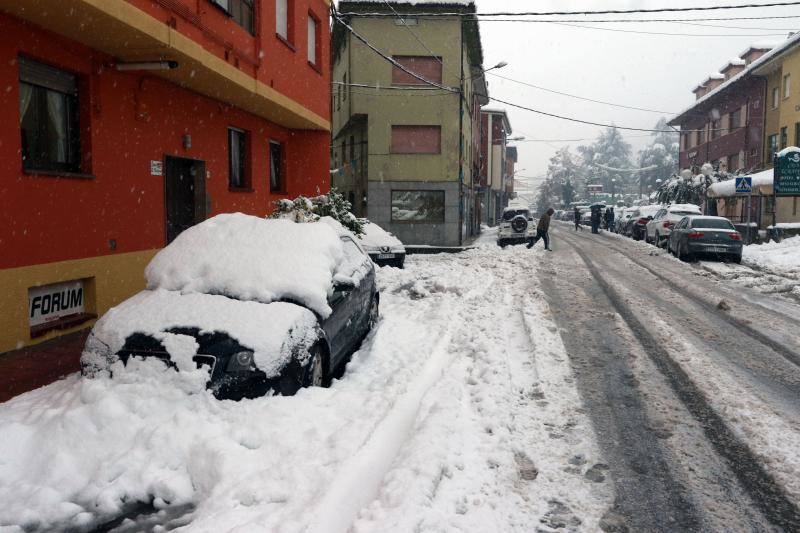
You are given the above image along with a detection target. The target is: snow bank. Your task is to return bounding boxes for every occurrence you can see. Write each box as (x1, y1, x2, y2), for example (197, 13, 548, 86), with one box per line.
(668, 203, 701, 213)
(82, 289, 319, 378)
(145, 214, 345, 318)
(743, 235, 800, 274)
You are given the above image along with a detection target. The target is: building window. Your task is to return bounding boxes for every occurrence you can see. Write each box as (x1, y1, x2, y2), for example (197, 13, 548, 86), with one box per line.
(728, 153, 739, 172)
(682, 133, 690, 150)
(391, 125, 441, 154)
(211, 0, 254, 34)
(696, 128, 706, 146)
(391, 56, 443, 85)
(19, 56, 81, 173)
(711, 118, 721, 140)
(228, 127, 249, 189)
(781, 126, 788, 149)
(772, 86, 780, 108)
(269, 140, 284, 192)
(729, 109, 741, 130)
(276, 0, 293, 42)
(795, 122, 800, 146)
(768, 133, 779, 161)
(307, 13, 320, 67)
(391, 190, 446, 223)
(784, 73, 791, 99)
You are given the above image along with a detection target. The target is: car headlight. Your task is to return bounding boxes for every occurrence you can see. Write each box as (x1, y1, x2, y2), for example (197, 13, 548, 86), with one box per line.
(226, 350, 255, 372)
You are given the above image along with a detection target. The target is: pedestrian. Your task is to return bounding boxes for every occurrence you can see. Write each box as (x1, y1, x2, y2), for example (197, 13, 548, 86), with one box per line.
(573, 206, 582, 231)
(606, 207, 616, 232)
(590, 206, 602, 234)
(527, 207, 554, 250)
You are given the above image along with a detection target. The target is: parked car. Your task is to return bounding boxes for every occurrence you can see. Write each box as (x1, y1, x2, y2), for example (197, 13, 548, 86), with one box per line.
(498, 207, 536, 246)
(667, 215, 743, 263)
(616, 207, 636, 234)
(358, 220, 406, 268)
(645, 204, 702, 247)
(627, 205, 662, 240)
(580, 210, 592, 226)
(81, 214, 380, 400)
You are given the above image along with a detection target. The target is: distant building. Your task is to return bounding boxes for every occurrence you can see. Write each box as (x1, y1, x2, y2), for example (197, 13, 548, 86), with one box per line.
(331, 0, 486, 246)
(669, 43, 774, 175)
(479, 108, 512, 225)
(0, 1, 331, 367)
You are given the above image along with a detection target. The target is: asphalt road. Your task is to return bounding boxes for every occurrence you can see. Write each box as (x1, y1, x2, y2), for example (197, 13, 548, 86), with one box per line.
(539, 224, 800, 532)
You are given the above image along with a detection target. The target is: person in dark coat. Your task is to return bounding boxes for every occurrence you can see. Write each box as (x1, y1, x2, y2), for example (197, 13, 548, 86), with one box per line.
(573, 206, 582, 231)
(590, 206, 602, 234)
(605, 207, 615, 232)
(527, 207, 554, 250)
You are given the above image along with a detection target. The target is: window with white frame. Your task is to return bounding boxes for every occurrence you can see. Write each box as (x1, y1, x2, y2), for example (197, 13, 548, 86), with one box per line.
(307, 14, 319, 65)
(784, 73, 792, 99)
(276, 0, 289, 40)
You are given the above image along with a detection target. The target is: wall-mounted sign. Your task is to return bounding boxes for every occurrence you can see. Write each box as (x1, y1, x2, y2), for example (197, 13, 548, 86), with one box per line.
(29, 280, 85, 328)
(688, 150, 698, 159)
(150, 160, 163, 176)
(775, 149, 800, 196)
(587, 184, 603, 193)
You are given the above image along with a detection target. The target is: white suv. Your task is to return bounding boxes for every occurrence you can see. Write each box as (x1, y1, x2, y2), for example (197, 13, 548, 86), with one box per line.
(497, 207, 536, 246)
(645, 204, 702, 247)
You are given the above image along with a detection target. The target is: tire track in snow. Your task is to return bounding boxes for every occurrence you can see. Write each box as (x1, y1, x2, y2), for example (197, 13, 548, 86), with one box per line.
(306, 329, 456, 533)
(559, 233, 800, 531)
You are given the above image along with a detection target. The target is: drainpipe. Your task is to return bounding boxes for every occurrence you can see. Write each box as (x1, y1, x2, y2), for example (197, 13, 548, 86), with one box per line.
(458, 21, 465, 246)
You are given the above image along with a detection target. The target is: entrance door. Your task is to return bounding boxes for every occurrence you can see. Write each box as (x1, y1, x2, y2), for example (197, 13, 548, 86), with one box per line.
(165, 156, 206, 244)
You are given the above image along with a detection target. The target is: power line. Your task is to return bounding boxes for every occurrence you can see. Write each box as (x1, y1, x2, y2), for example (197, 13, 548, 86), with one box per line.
(487, 72, 680, 115)
(546, 21, 791, 37)
(338, 2, 800, 18)
(331, 7, 458, 93)
(665, 20, 799, 30)
(469, 14, 800, 24)
(333, 81, 449, 91)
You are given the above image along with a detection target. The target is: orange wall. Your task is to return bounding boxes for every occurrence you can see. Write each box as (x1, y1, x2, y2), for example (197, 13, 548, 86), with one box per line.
(127, 0, 331, 120)
(0, 14, 330, 270)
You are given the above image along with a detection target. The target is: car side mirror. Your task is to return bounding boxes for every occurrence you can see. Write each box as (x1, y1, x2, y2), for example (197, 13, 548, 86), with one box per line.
(647, 216, 654, 220)
(333, 279, 356, 293)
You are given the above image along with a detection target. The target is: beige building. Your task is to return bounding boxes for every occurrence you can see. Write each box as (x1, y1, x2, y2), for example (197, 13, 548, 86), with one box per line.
(332, 1, 486, 246)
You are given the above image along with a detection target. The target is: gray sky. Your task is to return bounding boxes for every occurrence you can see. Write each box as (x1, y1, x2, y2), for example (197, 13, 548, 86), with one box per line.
(476, 0, 799, 198)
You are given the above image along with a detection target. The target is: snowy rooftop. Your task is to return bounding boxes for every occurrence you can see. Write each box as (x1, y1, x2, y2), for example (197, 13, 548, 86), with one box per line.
(145, 214, 346, 318)
(670, 34, 800, 124)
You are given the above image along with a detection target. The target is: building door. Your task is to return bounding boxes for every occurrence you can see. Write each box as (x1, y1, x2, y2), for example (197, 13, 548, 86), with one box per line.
(165, 156, 206, 244)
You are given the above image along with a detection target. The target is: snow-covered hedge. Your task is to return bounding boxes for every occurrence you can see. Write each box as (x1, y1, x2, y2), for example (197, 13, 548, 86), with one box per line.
(270, 189, 365, 236)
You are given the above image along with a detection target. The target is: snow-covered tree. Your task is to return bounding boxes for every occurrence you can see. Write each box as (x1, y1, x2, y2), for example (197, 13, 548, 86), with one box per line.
(536, 147, 578, 212)
(587, 126, 633, 193)
(637, 118, 679, 192)
(270, 189, 365, 235)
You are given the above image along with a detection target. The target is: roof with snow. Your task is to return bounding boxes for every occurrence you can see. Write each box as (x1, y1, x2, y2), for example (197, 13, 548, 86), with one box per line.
(669, 34, 800, 125)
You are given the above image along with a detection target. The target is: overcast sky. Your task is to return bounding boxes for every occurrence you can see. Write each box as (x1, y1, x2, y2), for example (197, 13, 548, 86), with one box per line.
(475, 0, 799, 199)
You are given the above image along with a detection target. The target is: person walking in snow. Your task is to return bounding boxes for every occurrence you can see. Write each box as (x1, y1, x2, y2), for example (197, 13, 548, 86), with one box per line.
(527, 207, 554, 251)
(590, 205, 602, 234)
(573, 206, 582, 231)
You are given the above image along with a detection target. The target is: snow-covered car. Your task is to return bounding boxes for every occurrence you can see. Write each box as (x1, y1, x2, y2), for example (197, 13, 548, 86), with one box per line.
(497, 207, 536, 246)
(358, 220, 406, 268)
(645, 204, 702, 247)
(627, 205, 662, 240)
(580, 210, 592, 226)
(616, 207, 636, 234)
(668, 215, 743, 263)
(81, 214, 380, 400)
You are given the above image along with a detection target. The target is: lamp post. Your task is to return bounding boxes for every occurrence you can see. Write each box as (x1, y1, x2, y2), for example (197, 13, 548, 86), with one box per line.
(611, 178, 616, 203)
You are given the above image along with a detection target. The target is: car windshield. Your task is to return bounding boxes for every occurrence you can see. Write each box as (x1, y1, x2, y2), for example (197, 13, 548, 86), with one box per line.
(502, 209, 529, 221)
(691, 218, 735, 230)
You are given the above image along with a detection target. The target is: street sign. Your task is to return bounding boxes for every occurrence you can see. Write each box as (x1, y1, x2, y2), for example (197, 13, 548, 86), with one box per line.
(735, 176, 752, 194)
(775, 149, 800, 196)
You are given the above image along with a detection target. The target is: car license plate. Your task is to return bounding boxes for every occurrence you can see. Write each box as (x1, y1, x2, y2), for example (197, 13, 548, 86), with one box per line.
(378, 253, 395, 259)
(708, 246, 727, 253)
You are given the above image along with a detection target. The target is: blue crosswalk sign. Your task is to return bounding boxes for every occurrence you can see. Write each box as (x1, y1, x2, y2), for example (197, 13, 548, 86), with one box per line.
(735, 176, 752, 194)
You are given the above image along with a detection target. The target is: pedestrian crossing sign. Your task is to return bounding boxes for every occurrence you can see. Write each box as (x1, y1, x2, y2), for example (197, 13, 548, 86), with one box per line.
(735, 176, 752, 194)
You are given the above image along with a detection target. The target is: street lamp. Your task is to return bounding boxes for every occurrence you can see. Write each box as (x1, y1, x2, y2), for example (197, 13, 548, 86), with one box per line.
(611, 178, 616, 203)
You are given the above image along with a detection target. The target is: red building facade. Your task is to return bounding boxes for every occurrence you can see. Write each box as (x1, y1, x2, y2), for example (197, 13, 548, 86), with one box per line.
(0, 0, 331, 362)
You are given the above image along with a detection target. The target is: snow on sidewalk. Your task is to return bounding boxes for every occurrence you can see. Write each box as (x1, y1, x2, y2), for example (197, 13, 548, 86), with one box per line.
(0, 245, 610, 532)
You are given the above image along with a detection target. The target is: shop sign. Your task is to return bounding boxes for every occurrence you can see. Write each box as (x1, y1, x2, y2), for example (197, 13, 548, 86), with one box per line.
(150, 160, 163, 176)
(775, 150, 800, 196)
(688, 150, 698, 159)
(29, 280, 85, 327)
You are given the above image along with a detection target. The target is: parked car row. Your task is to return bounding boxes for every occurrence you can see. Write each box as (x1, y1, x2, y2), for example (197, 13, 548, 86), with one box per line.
(613, 203, 743, 263)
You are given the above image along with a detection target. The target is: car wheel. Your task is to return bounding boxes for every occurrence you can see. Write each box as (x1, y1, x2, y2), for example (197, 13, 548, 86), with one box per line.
(368, 296, 380, 330)
(276, 343, 327, 395)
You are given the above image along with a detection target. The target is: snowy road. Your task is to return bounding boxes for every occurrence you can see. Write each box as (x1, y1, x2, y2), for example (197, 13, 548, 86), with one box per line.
(545, 224, 800, 531)
(0, 244, 611, 532)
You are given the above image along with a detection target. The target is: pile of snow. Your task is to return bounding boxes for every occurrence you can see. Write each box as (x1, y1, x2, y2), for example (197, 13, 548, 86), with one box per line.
(82, 290, 319, 378)
(358, 221, 404, 250)
(743, 235, 800, 274)
(145, 214, 345, 318)
(707, 168, 772, 198)
(668, 203, 701, 213)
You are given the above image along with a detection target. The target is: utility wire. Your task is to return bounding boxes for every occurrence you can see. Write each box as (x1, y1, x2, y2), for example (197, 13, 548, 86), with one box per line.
(469, 15, 800, 24)
(487, 72, 681, 115)
(546, 21, 791, 37)
(338, 2, 800, 18)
